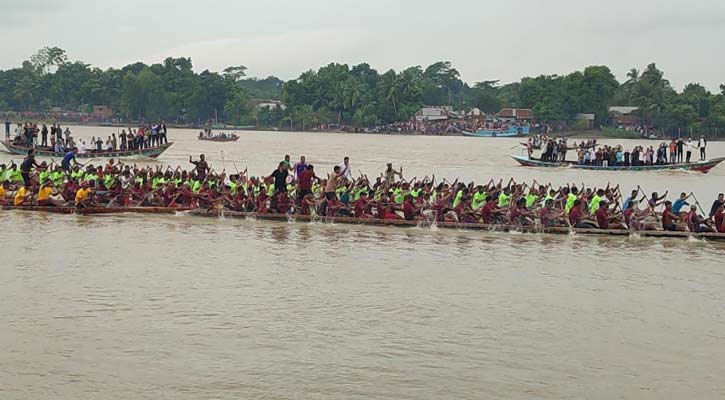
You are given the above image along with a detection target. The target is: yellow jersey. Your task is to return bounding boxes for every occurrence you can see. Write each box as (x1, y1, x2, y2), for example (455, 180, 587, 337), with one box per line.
(13, 186, 28, 206)
(38, 186, 53, 201)
(74, 188, 91, 205)
(0, 186, 6, 201)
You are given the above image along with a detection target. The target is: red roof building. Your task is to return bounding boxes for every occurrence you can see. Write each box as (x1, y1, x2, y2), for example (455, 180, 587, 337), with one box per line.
(495, 108, 534, 119)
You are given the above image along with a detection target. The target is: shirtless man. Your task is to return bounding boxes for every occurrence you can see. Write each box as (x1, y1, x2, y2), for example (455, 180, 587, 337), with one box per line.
(661, 201, 685, 231)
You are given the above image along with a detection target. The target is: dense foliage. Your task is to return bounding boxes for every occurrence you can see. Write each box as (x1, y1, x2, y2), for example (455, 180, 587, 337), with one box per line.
(2, 47, 725, 135)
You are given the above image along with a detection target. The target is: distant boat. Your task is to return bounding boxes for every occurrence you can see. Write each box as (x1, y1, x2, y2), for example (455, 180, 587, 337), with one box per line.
(1, 140, 172, 159)
(198, 135, 240, 142)
(462, 125, 529, 137)
(510, 154, 724, 173)
(210, 124, 256, 131)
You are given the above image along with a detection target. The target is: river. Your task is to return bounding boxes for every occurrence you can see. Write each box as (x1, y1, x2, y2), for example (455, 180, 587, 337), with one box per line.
(1, 127, 724, 399)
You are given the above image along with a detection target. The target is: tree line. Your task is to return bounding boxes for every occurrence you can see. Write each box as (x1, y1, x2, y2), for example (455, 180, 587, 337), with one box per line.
(2, 47, 725, 135)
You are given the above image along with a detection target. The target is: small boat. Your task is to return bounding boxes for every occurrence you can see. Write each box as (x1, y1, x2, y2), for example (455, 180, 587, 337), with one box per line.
(463, 125, 530, 137)
(211, 124, 255, 131)
(198, 135, 240, 142)
(511, 154, 725, 173)
(1, 141, 173, 159)
(1, 205, 191, 214)
(187, 209, 725, 241)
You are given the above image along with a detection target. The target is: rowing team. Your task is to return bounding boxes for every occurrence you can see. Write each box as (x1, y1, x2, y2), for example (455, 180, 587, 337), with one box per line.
(2, 154, 725, 234)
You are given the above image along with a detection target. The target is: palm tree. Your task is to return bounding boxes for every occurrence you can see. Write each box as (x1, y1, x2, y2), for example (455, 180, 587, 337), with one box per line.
(379, 72, 401, 115)
(625, 68, 639, 85)
(343, 79, 365, 112)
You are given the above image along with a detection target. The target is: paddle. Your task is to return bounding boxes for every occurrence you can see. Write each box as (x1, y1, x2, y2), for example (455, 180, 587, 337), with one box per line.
(690, 192, 707, 217)
(637, 185, 660, 222)
(220, 150, 226, 172)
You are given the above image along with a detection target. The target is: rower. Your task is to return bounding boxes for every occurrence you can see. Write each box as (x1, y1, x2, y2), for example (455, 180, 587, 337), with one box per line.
(539, 198, 565, 227)
(13, 185, 30, 206)
(0, 180, 8, 205)
(661, 201, 685, 231)
(685, 204, 714, 233)
(672, 192, 692, 215)
(74, 181, 93, 209)
(595, 200, 625, 230)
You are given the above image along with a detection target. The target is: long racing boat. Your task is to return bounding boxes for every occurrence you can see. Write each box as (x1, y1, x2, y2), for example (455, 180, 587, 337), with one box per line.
(511, 154, 725, 173)
(4, 205, 724, 241)
(1, 205, 190, 214)
(1, 141, 173, 159)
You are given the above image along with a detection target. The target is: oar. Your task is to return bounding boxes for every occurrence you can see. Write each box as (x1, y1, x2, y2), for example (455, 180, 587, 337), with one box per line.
(220, 150, 226, 172)
(690, 192, 707, 216)
(637, 185, 660, 221)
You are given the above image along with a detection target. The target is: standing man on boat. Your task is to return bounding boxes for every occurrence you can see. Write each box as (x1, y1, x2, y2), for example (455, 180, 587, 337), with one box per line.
(685, 138, 694, 163)
(293, 156, 308, 178)
(20, 149, 41, 188)
(190, 154, 210, 182)
(698, 136, 707, 161)
(4, 118, 10, 141)
(63, 127, 72, 147)
(61, 148, 81, 171)
(160, 121, 168, 144)
(267, 162, 289, 194)
(340, 156, 352, 180)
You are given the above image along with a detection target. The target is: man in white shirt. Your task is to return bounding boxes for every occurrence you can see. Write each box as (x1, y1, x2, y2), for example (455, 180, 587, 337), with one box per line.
(339, 156, 352, 180)
(698, 136, 707, 161)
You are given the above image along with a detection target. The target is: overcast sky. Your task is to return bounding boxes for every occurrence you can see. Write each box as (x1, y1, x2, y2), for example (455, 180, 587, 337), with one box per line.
(2, 0, 724, 90)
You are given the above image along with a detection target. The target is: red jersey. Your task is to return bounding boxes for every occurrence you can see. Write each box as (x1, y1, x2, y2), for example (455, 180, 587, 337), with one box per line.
(354, 198, 368, 217)
(298, 170, 314, 190)
(595, 207, 609, 229)
(402, 200, 415, 221)
(569, 207, 583, 226)
(480, 202, 495, 224)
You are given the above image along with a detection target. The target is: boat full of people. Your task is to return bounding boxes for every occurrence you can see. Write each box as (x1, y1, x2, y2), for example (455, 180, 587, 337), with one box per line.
(512, 137, 722, 173)
(2, 121, 172, 159)
(463, 124, 530, 137)
(198, 129, 240, 142)
(3, 152, 725, 241)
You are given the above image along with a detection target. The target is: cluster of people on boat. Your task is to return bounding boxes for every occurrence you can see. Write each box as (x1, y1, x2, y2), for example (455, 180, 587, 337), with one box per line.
(6, 121, 72, 148)
(528, 136, 597, 162)
(198, 129, 239, 140)
(571, 137, 708, 166)
(2, 151, 724, 234)
(3, 119, 168, 153)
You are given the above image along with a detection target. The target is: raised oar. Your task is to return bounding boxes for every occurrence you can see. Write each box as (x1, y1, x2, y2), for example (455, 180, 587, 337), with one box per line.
(690, 192, 707, 217)
(637, 184, 660, 221)
(220, 150, 226, 172)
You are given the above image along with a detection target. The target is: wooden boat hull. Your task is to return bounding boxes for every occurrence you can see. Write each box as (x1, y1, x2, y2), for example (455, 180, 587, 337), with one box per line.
(1, 205, 191, 214)
(187, 209, 725, 241)
(510, 155, 725, 173)
(4, 205, 724, 240)
(1, 141, 173, 159)
(198, 137, 239, 142)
